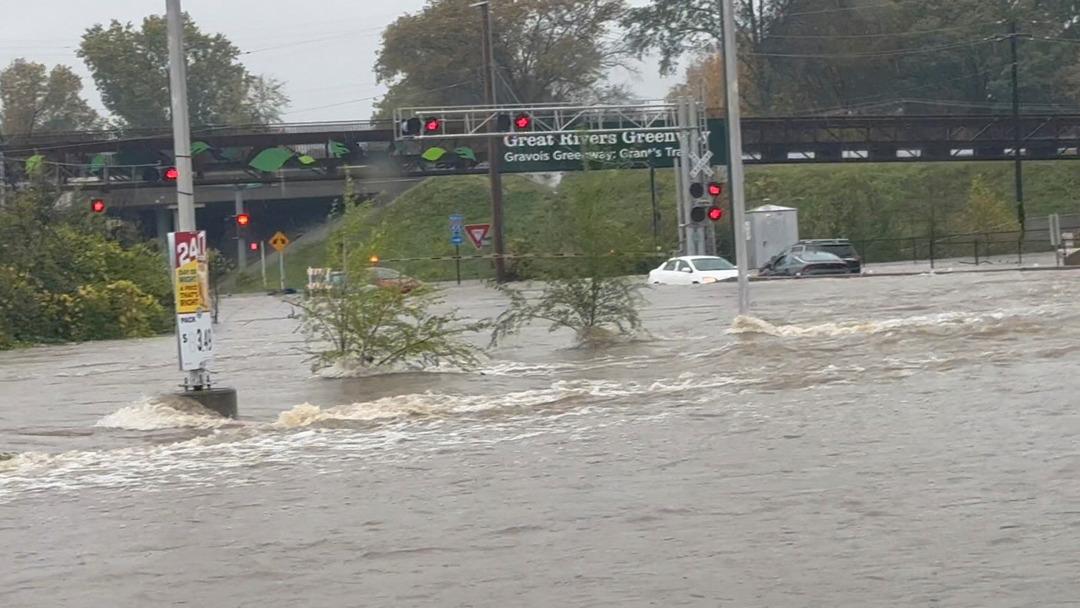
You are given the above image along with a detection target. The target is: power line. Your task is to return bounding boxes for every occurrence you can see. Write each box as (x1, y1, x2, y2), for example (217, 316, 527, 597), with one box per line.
(781, 0, 926, 18)
(764, 21, 1004, 41)
(282, 80, 475, 116)
(749, 37, 996, 59)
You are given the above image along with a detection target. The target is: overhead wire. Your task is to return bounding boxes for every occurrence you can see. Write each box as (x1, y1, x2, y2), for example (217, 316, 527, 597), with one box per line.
(748, 36, 998, 59)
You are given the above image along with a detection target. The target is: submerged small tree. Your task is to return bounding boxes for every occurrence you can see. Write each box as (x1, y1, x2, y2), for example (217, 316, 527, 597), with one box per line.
(295, 284, 487, 372)
(490, 161, 647, 347)
(296, 187, 488, 372)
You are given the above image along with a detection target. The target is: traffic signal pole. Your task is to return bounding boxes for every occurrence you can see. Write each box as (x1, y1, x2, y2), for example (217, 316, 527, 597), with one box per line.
(234, 189, 247, 268)
(721, 0, 751, 316)
(475, 1, 508, 283)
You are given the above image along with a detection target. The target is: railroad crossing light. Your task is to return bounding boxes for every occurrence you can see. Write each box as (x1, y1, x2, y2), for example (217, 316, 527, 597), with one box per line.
(690, 206, 708, 223)
(707, 182, 723, 197)
(402, 117, 422, 136)
(163, 166, 179, 181)
(496, 113, 511, 131)
(689, 183, 705, 199)
(249, 241, 260, 252)
(708, 206, 724, 222)
(423, 117, 441, 133)
(90, 198, 106, 213)
(514, 113, 532, 130)
(235, 213, 251, 227)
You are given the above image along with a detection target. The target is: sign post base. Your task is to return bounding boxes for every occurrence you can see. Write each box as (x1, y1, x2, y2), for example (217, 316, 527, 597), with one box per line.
(175, 386, 238, 419)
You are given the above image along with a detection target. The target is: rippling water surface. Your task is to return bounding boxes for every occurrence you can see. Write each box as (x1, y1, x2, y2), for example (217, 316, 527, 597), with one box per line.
(2, 272, 1079, 607)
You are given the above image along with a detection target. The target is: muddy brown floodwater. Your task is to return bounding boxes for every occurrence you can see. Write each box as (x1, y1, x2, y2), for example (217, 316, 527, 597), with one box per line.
(2, 271, 1079, 607)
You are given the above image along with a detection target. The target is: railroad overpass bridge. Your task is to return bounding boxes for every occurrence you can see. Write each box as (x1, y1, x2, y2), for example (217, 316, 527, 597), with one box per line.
(4, 113, 1080, 247)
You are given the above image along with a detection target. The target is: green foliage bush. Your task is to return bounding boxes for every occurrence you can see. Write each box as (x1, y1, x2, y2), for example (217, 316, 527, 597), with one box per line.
(0, 189, 173, 348)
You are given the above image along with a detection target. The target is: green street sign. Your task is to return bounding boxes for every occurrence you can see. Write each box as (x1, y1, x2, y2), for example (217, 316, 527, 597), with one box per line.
(496, 119, 728, 173)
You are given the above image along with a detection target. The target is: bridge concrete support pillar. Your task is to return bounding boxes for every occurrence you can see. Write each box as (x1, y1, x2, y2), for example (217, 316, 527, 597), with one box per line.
(155, 207, 171, 251)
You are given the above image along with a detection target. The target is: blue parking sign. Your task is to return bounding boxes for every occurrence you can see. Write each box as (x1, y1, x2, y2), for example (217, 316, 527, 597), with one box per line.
(449, 214, 465, 245)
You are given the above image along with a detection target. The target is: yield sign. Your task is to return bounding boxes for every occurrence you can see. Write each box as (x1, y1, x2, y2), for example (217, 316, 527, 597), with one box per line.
(464, 224, 491, 250)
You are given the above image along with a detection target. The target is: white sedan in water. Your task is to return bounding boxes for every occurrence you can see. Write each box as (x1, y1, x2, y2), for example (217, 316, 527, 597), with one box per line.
(648, 256, 739, 285)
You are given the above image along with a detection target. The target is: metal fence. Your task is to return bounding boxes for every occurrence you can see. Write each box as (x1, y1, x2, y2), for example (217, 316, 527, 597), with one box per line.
(850, 230, 1060, 268)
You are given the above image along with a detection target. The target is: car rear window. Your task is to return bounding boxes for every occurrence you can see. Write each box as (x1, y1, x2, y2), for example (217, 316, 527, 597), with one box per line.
(812, 244, 855, 258)
(690, 258, 734, 271)
(799, 251, 842, 262)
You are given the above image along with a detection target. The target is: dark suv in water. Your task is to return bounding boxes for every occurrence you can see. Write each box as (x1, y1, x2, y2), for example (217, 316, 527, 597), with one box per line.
(783, 239, 862, 274)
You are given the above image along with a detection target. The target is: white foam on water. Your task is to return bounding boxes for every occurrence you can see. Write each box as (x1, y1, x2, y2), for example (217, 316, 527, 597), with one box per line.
(728, 307, 1050, 339)
(0, 372, 760, 501)
(94, 396, 233, 431)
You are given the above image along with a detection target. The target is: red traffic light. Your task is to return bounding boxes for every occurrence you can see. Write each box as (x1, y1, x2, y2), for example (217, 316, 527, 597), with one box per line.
(249, 241, 260, 251)
(90, 198, 106, 213)
(236, 213, 251, 226)
(514, 113, 532, 130)
(423, 117, 441, 133)
(707, 206, 724, 222)
(707, 182, 723, 197)
(163, 166, 179, 181)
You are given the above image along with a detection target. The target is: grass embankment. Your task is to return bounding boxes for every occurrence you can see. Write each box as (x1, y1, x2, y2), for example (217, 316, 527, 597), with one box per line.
(227, 161, 1080, 287)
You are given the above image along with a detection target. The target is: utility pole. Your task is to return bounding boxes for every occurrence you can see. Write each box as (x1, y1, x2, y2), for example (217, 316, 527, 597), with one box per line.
(474, 1, 507, 282)
(1010, 20, 1026, 263)
(167, 0, 195, 234)
(165, 0, 235, 416)
(0, 150, 7, 207)
(649, 161, 659, 250)
(722, 0, 751, 315)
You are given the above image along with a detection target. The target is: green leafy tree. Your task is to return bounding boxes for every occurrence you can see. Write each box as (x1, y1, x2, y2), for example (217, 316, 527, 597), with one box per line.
(955, 174, 1019, 238)
(0, 187, 172, 347)
(0, 59, 100, 138)
(374, 0, 630, 117)
(78, 14, 288, 128)
(633, 0, 1080, 116)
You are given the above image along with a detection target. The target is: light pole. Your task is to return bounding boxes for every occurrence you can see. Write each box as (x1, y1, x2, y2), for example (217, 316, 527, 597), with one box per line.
(471, 1, 508, 283)
(721, 0, 751, 316)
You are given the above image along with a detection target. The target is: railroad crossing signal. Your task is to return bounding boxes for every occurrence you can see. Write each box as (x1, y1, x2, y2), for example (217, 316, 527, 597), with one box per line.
(90, 198, 106, 213)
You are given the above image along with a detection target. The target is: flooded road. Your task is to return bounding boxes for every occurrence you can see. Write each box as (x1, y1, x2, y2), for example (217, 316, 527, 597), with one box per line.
(2, 271, 1079, 607)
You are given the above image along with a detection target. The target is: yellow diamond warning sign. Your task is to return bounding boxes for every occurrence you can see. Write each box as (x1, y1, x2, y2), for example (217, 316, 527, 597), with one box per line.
(269, 231, 289, 252)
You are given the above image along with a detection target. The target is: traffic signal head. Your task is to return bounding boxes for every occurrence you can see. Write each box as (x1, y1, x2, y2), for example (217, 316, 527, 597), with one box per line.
(707, 182, 723, 197)
(249, 241, 260, 251)
(90, 198, 106, 213)
(708, 206, 724, 222)
(514, 113, 532, 130)
(690, 206, 707, 223)
(689, 183, 705, 199)
(496, 114, 511, 131)
(163, 166, 179, 181)
(235, 213, 251, 227)
(423, 117, 441, 133)
(403, 117, 422, 136)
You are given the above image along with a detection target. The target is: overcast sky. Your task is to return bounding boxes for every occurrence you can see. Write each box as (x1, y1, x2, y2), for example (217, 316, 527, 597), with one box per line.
(0, 0, 680, 124)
